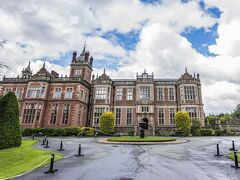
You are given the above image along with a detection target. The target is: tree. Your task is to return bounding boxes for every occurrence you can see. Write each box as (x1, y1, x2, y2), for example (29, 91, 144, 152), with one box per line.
(100, 112, 115, 134)
(219, 113, 233, 125)
(0, 92, 22, 149)
(174, 111, 191, 136)
(233, 104, 240, 119)
(207, 115, 217, 128)
(191, 118, 201, 136)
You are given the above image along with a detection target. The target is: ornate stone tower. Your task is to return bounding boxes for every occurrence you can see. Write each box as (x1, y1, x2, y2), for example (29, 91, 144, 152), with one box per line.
(70, 44, 94, 84)
(21, 61, 32, 78)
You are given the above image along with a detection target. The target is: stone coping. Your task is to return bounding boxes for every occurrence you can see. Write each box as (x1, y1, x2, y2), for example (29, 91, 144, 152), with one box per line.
(98, 138, 188, 145)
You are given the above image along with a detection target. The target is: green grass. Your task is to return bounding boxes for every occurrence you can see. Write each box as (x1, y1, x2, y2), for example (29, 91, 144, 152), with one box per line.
(0, 140, 63, 179)
(228, 151, 240, 161)
(107, 136, 177, 142)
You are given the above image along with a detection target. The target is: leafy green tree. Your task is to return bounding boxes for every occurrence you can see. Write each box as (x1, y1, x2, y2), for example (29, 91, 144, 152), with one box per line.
(191, 118, 201, 136)
(174, 111, 191, 136)
(207, 115, 217, 128)
(219, 113, 233, 124)
(100, 112, 115, 134)
(0, 92, 22, 149)
(233, 104, 240, 119)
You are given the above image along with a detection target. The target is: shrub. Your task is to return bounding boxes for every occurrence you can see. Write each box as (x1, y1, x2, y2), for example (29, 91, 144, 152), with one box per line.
(100, 112, 115, 134)
(214, 129, 226, 136)
(127, 131, 134, 136)
(174, 111, 191, 136)
(78, 127, 95, 136)
(22, 127, 81, 137)
(201, 129, 214, 136)
(0, 92, 22, 149)
(191, 118, 201, 136)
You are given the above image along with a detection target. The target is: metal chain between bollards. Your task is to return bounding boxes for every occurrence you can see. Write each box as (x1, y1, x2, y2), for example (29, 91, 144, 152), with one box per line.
(55, 147, 79, 159)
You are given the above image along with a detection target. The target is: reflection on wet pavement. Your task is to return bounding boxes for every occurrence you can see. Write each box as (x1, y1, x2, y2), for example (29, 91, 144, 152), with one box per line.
(17, 137, 240, 180)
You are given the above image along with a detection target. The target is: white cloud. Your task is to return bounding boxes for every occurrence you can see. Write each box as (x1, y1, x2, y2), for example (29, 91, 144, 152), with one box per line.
(0, 0, 239, 114)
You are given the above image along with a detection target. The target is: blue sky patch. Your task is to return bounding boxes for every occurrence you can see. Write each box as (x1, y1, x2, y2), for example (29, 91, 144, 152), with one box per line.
(140, 0, 161, 5)
(199, 0, 222, 18)
(101, 30, 140, 51)
(52, 52, 72, 67)
(181, 23, 218, 56)
(93, 54, 122, 71)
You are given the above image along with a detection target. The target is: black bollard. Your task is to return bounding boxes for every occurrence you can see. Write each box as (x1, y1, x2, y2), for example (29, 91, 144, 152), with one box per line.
(44, 136, 47, 142)
(75, 144, 84, 157)
(45, 154, 58, 174)
(230, 141, 236, 151)
(44, 139, 49, 148)
(58, 141, 64, 151)
(214, 144, 222, 157)
(32, 135, 35, 140)
(231, 151, 239, 169)
(41, 139, 45, 145)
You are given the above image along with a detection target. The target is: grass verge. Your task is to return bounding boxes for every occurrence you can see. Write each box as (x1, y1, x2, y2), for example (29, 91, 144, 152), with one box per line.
(107, 136, 177, 142)
(0, 140, 62, 179)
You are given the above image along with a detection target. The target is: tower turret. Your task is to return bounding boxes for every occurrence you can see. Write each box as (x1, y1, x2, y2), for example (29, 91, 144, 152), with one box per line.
(21, 61, 32, 78)
(70, 43, 93, 84)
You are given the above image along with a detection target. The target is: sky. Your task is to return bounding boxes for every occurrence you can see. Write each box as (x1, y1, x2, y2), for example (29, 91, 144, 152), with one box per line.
(0, 0, 239, 114)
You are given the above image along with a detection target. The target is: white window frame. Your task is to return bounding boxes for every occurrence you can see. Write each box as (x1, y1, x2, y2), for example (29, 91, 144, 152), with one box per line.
(184, 86, 196, 100)
(168, 87, 175, 101)
(126, 88, 133, 100)
(64, 87, 73, 99)
(95, 87, 107, 100)
(75, 69, 82, 76)
(126, 108, 133, 125)
(116, 88, 122, 100)
(53, 88, 61, 99)
(159, 108, 164, 125)
(115, 108, 121, 125)
(157, 87, 164, 101)
(140, 86, 150, 99)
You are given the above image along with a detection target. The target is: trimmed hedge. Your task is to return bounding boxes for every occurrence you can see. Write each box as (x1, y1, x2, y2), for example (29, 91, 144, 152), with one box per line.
(78, 127, 95, 136)
(214, 129, 227, 136)
(100, 112, 115, 134)
(0, 92, 22, 149)
(200, 129, 214, 136)
(22, 127, 95, 137)
(174, 111, 191, 136)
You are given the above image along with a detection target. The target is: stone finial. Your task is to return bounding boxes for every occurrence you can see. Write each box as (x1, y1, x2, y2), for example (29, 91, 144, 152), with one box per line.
(103, 68, 105, 74)
(72, 51, 77, 63)
(185, 67, 188, 73)
(197, 73, 200, 79)
(92, 74, 95, 80)
(89, 56, 93, 66)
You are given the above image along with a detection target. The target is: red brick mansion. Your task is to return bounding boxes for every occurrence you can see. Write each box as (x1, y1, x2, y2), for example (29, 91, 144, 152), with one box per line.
(0, 47, 204, 135)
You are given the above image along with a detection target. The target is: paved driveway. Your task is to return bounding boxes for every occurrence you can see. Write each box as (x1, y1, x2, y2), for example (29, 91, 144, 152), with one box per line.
(17, 137, 240, 180)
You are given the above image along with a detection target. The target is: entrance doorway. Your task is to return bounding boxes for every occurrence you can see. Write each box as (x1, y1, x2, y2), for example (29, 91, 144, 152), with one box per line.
(142, 118, 149, 129)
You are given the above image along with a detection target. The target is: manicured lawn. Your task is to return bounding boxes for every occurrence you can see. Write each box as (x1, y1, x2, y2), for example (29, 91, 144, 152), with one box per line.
(107, 136, 177, 142)
(0, 140, 62, 179)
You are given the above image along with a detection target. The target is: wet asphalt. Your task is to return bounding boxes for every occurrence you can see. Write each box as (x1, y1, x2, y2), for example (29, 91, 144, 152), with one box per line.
(16, 136, 240, 180)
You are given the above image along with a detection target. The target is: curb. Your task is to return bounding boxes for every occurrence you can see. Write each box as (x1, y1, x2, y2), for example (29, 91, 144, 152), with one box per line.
(98, 138, 188, 145)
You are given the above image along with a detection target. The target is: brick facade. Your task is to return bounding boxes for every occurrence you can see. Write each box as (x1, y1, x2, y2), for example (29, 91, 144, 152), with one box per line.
(0, 49, 204, 135)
